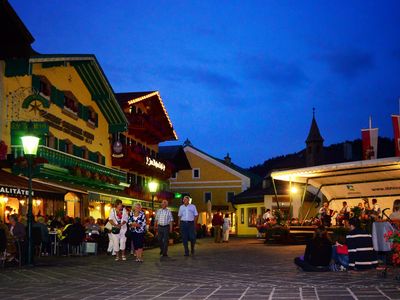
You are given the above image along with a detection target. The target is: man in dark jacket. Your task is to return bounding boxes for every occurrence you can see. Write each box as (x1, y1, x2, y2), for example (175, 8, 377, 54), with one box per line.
(212, 210, 224, 243)
(346, 217, 377, 270)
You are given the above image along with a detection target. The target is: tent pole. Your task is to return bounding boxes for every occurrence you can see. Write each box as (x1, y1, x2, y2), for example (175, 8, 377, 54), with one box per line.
(301, 185, 323, 225)
(272, 178, 280, 210)
(299, 178, 309, 220)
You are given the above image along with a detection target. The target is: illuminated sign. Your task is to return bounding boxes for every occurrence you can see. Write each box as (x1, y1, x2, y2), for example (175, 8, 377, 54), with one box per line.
(145, 156, 165, 171)
(0, 186, 32, 197)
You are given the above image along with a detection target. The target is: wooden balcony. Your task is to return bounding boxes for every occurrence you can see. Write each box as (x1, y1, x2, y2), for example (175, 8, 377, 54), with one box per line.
(12, 145, 127, 188)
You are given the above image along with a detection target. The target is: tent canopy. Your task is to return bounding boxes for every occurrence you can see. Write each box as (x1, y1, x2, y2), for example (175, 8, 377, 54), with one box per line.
(271, 157, 400, 201)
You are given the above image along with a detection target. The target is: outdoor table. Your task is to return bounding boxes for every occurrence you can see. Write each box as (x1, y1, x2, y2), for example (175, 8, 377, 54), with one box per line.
(372, 221, 393, 252)
(49, 231, 58, 255)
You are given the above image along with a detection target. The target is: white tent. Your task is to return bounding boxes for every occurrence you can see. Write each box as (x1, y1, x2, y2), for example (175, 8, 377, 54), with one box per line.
(271, 157, 400, 201)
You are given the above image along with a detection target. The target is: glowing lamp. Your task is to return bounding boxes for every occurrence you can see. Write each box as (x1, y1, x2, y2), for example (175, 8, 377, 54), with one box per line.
(21, 136, 40, 156)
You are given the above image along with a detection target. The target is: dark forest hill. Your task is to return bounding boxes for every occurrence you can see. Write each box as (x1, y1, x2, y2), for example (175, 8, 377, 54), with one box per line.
(248, 137, 395, 178)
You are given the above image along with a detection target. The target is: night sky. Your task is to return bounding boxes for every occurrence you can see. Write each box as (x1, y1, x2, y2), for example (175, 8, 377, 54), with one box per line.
(9, 0, 400, 167)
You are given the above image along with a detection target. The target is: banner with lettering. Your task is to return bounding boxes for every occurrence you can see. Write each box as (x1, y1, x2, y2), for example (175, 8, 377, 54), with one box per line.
(361, 128, 378, 160)
(391, 115, 400, 156)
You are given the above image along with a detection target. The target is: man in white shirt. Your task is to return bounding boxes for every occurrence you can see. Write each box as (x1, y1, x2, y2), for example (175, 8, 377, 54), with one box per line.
(178, 196, 198, 256)
(155, 200, 174, 257)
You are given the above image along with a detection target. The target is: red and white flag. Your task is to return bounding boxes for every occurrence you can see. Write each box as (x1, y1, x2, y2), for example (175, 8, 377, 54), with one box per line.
(361, 128, 378, 160)
(391, 115, 400, 156)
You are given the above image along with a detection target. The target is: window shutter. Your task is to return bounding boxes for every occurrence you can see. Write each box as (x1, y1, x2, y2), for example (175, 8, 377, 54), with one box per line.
(59, 140, 66, 152)
(89, 151, 97, 163)
(51, 86, 64, 108)
(82, 106, 89, 121)
(73, 145, 83, 157)
(32, 75, 41, 92)
(77, 103, 83, 118)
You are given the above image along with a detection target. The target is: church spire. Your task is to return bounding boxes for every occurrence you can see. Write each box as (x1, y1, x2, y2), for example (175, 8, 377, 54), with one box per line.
(306, 108, 324, 143)
(305, 108, 324, 166)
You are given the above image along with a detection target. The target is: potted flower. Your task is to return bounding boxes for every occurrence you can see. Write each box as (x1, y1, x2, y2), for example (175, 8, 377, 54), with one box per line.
(385, 229, 400, 265)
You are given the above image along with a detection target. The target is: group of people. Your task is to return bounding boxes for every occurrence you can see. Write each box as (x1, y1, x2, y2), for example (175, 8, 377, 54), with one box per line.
(211, 210, 231, 243)
(294, 217, 378, 272)
(319, 198, 385, 228)
(107, 195, 200, 261)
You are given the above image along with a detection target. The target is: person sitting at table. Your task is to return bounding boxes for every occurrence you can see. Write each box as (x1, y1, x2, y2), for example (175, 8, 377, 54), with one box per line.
(85, 217, 100, 236)
(0, 218, 17, 262)
(9, 214, 26, 242)
(33, 216, 50, 256)
(294, 226, 332, 272)
(64, 218, 85, 255)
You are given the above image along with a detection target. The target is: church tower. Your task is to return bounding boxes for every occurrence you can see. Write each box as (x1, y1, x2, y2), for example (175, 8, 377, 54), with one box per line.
(305, 108, 324, 166)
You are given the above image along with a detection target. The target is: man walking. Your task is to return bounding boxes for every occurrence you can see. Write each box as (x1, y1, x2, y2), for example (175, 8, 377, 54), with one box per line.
(212, 210, 223, 243)
(155, 200, 174, 257)
(178, 196, 198, 256)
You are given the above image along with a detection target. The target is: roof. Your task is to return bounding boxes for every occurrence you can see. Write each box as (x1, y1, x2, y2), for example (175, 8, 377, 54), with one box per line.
(0, 169, 66, 200)
(306, 114, 324, 143)
(183, 142, 262, 187)
(0, 0, 37, 59)
(271, 157, 400, 201)
(158, 145, 191, 171)
(232, 177, 289, 204)
(28, 54, 128, 133)
(115, 91, 177, 141)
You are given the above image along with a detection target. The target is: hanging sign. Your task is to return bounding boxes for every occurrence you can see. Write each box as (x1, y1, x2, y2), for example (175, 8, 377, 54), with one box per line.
(145, 156, 165, 171)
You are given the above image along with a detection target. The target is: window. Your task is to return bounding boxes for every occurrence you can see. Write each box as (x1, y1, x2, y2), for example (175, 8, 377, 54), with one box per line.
(227, 192, 235, 202)
(240, 208, 244, 224)
(247, 207, 257, 227)
(64, 94, 78, 114)
(171, 172, 177, 179)
(204, 192, 212, 203)
(39, 78, 51, 97)
(193, 168, 200, 179)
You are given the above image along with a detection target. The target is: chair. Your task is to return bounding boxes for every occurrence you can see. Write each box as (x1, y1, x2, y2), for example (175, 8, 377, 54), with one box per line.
(32, 227, 43, 256)
(0, 229, 6, 268)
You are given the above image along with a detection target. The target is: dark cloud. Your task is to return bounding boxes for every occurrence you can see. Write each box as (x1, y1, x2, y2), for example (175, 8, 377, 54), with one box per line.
(161, 65, 240, 90)
(242, 56, 308, 88)
(318, 49, 374, 78)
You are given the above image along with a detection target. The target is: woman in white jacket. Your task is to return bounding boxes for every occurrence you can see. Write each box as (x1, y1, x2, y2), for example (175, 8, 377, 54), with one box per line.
(222, 213, 231, 242)
(109, 199, 129, 261)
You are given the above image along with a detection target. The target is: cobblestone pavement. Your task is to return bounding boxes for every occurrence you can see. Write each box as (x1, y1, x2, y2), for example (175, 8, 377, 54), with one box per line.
(1, 238, 399, 299)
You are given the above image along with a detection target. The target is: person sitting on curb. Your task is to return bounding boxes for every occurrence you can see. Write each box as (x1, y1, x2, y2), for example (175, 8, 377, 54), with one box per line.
(294, 226, 332, 272)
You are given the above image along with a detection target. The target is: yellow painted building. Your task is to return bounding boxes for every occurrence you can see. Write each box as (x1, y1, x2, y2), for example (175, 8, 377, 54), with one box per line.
(170, 140, 260, 233)
(0, 54, 129, 219)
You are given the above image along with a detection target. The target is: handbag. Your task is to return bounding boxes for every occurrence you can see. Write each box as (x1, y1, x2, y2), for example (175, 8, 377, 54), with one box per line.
(111, 227, 121, 234)
(105, 222, 112, 231)
(336, 244, 348, 255)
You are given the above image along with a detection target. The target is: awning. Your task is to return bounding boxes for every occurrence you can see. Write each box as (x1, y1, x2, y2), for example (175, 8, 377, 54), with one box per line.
(0, 170, 67, 200)
(271, 157, 400, 201)
(34, 177, 158, 209)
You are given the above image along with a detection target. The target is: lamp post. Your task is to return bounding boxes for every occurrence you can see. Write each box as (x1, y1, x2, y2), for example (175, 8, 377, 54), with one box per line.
(148, 180, 159, 211)
(21, 132, 40, 266)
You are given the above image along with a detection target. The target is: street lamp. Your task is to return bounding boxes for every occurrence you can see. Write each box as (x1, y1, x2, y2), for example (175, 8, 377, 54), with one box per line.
(148, 180, 159, 211)
(21, 131, 40, 266)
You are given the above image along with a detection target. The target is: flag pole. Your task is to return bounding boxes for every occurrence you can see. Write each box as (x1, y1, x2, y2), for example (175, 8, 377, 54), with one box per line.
(369, 115, 372, 129)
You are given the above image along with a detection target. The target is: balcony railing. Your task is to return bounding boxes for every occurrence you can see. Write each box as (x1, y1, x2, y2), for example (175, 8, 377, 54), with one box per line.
(12, 145, 127, 183)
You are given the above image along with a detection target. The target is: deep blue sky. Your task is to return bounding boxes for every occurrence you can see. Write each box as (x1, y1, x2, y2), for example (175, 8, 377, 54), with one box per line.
(10, 0, 400, 167)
